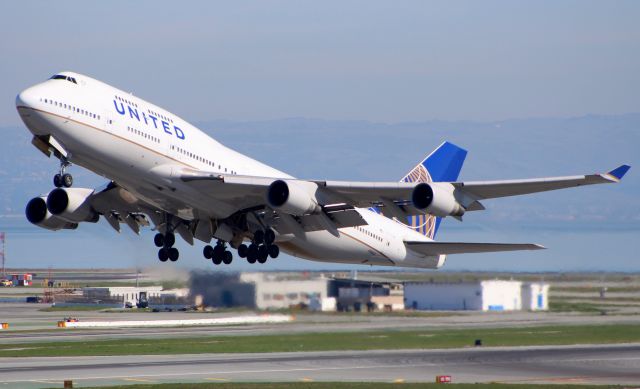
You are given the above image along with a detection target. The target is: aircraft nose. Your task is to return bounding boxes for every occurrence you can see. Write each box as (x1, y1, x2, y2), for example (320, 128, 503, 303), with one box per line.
(16, 86, 39, 109)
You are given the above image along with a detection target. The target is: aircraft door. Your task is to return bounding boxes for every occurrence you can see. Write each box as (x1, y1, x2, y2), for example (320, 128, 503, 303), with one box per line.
(103, 111, 115, 134)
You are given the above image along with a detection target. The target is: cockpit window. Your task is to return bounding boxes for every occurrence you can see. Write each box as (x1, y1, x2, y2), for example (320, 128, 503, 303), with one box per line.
(50, 74, 77, 84)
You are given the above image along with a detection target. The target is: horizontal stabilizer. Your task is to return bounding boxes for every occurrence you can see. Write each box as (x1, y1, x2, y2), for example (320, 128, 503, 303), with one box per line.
(405, 241, 545, 256)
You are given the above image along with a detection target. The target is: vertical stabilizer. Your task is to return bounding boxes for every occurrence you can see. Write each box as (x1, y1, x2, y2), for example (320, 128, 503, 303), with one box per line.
(400, 141, 467, 239)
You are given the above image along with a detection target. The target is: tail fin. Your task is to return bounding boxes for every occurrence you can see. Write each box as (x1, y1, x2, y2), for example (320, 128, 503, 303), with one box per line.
(400, 141, 467, 239)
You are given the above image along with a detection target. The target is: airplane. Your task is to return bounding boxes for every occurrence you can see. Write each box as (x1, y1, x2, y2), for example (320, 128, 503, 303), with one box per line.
(16, 71, 630, 269)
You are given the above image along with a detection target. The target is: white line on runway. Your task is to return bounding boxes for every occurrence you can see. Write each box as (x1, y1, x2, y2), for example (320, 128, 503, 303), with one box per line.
(4, 362, 437, 383)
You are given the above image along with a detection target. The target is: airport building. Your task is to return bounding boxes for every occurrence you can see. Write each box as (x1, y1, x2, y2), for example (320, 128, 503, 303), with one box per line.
(332, 276, 404, 312)
(189, 272, 403, 312)
(83, 286, 164, 306)
(240, 272, 335, 311)
(52, 286, 190, 308)
(521, 282, 550, 311)
(404, 280, 549, 311)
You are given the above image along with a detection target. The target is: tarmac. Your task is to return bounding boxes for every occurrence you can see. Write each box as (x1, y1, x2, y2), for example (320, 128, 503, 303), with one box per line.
(1, 344, 640, 387)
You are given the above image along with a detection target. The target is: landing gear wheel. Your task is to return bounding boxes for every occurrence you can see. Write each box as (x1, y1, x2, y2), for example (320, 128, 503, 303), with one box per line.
(203, 245, 214, 259)
(257, 245, 268, 263)
(213, 245, 224, 259)
(53, 174, 62, 188)
(212, 253, 222, 265)
(264, 229, 275, 245)
(158, 248, 169, 262)
(268, 244, 279, 259)
(237, 244, 248, 258)
(168, 247, 179, 262)
(247, 244, 258, 264)
(61, 173, 73, 188)
(253, 230, 265, 244)
(223, 250, 233, 265)
(164, 232, 175, 247)
(154, 233, 165, 248)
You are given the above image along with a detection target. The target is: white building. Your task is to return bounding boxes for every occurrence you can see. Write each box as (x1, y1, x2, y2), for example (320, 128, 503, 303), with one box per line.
(404, 280, 527, 311)
(83, 286, 164, 306)
(240, 272, 333, 311)
(521, 283, 550, 311)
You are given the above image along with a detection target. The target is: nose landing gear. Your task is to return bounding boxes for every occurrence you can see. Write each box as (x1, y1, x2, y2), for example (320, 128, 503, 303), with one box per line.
(53, 158, 73, 188)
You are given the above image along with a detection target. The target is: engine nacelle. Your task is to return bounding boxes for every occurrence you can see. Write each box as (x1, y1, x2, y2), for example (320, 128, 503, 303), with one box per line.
(46, 188, 99, 223)
(411, 182, 465, 217)
(267, 180, 320, 216)
(25, 196, 78, 231)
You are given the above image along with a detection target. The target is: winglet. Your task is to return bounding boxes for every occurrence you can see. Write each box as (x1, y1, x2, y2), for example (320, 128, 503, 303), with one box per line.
(607, 165, 631, 180)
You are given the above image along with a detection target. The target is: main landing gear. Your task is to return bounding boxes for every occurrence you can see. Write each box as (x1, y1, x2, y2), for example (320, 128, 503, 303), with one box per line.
(203, 240, 233, 265)
(155, 232, 179, 262)
(237, 228, 279, 265)
(53, 158, 73, 188)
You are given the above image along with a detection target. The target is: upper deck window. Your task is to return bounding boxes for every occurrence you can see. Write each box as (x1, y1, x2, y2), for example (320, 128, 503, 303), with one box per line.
(50, 75, 77, 84)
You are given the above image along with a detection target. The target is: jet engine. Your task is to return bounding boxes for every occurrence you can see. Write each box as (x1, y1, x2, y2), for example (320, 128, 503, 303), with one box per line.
(267, 180, 320, 216)
(46, 188, 99, 223)
(25, 196, 78, 231)
(411, 182, 465, 217)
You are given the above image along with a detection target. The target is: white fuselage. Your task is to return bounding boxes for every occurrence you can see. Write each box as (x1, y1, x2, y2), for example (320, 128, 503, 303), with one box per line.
(16, 72, 444, 269)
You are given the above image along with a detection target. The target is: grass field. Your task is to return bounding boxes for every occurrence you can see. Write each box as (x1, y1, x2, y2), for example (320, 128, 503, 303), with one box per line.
(4, 324, 640, 358)
(548, 300, 607, 313)
(69, 383, 628, 389)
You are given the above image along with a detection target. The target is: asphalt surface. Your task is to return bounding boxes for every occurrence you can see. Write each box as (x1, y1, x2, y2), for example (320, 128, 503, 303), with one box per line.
(1, 344, 639, 387)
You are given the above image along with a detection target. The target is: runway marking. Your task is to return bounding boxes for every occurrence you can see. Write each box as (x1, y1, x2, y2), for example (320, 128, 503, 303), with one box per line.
(1, 362, 437, 383)
(29, 380, 60, 384)
(205, 378, 230, 382)
(124, 377, 155, 383)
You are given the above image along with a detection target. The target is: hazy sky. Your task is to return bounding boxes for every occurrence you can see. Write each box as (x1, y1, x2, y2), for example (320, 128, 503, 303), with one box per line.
(1, 1, 639, 126)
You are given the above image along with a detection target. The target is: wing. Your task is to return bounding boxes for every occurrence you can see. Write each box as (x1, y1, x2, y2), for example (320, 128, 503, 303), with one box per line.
(451, 164, 631, 200)
(180, 165, 630, 222)
(405, 241, 545, 256)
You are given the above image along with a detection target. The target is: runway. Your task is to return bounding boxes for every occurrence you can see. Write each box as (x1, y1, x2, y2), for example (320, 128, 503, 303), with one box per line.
(1, 344, 640, 387)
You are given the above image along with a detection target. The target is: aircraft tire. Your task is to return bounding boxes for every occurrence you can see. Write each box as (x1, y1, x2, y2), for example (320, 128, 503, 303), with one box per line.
(268, 244, 279, 259)
(223, 250, 233, 264)
(264, 228, 275, 245)
(253, 230, 264, 244)
(237, 244, 248, 258)
(62, 173, 73, 188)
(158, 248, 169, 262)
(154, 233, 165, 248)
(203, 245, 213, 259)
(257, 245, 268, 263)
(53, 174, 62, 188)
(212, 253, 222, 265)
(213, 244, 224, 259)
(164, 232, 175, 247)
(247, 244, 258, 264)
(168, 247, 179, 261)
